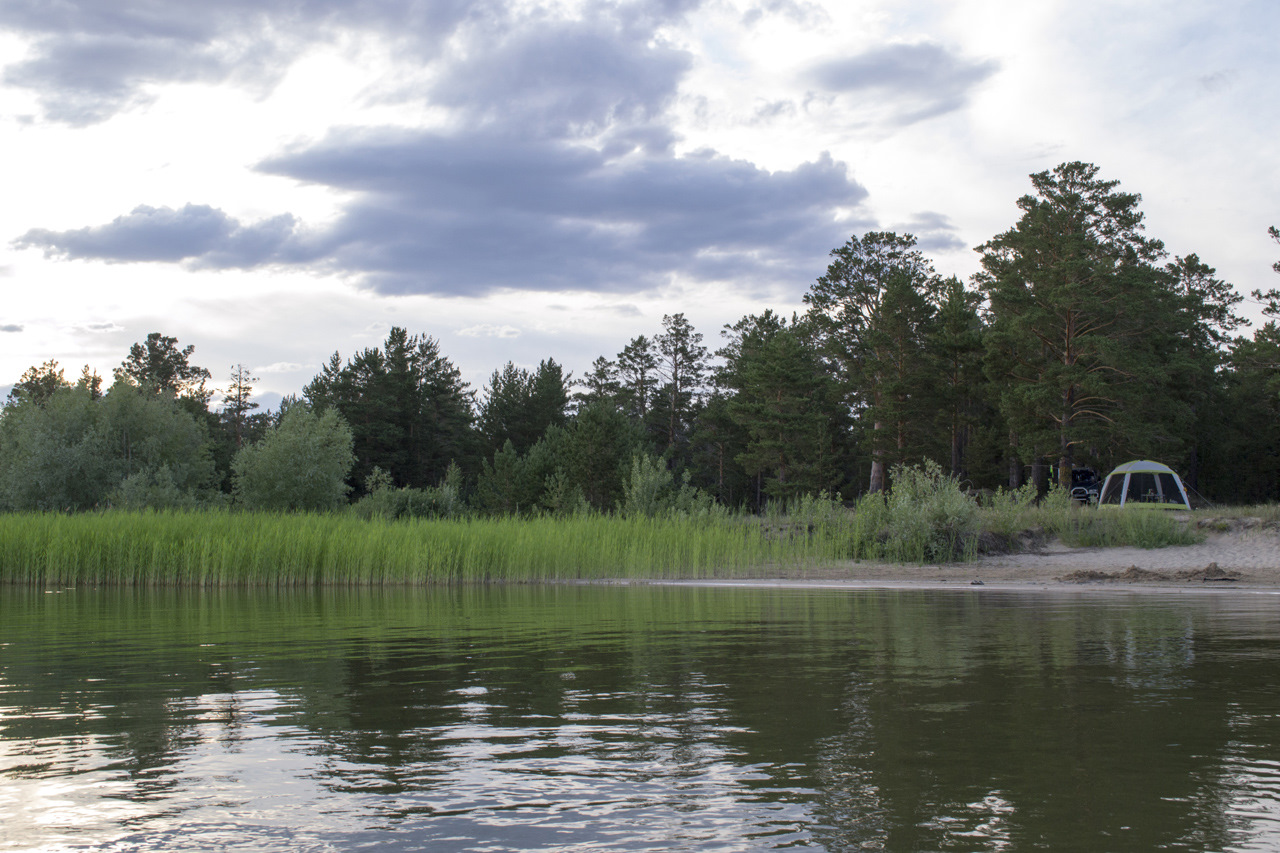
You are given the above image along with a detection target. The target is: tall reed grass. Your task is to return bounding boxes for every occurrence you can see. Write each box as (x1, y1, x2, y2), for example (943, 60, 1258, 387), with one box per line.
(0, 469, 1215, 587)
(0, 509, 856, 587)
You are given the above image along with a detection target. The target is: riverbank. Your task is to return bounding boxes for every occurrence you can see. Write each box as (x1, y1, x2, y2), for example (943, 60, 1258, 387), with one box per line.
(1, 508, 1273, 588)
(694, 517, 1280, 591)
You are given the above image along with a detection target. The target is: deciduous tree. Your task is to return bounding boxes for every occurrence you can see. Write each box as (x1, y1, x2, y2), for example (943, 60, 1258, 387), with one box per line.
(232, 403, 354, 511)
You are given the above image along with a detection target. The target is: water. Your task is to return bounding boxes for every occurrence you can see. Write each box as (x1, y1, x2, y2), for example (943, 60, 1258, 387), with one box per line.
(3, 584, 1280, 851)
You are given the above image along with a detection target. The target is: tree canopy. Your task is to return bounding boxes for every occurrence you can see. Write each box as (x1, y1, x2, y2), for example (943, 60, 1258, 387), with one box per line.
(4, 162, 1279, 512)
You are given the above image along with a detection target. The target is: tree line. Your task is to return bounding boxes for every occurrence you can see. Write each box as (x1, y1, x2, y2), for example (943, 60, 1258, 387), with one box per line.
(3, 161, 1278, 514)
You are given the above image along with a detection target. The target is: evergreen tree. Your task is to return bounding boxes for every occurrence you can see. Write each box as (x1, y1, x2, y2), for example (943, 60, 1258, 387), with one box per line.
(304, 327, 474, 490)
(719, 311, 845, 505)
(977, 162, 1169, 490)
(573, 356, 621, 411)
(6, 360, 67, 408)
(930, 277, 987, 479)
(1150, 255, 1248, 489)
(1212, 324, 1280, 501)
(653, 313, 708, 456)
(115, 332, 212, 408)
(221, 364, 260, 449)
(476, 359, 569, 456)
(560, 400, 639, 511)
(616, 335, 658, 423)
(803, 231, 938, 493)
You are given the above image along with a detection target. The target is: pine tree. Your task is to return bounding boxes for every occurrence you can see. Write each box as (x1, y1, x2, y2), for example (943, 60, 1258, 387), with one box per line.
(804, 231, 938, 493)
(720, 311, 844, 504)
(476, 359, 569, 456)
(616, 335, 658, 423)
(653, 313, 708, 455)
(115, 332, 212, 407)
(222, 364, 260, 449)
(977, 162, 1169, 490)
(929, 277, 986, 478)
(304, 327, 474, 490)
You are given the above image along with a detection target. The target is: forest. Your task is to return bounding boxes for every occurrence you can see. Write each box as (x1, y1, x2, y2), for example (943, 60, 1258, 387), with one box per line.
(3, 162, 1279, 515)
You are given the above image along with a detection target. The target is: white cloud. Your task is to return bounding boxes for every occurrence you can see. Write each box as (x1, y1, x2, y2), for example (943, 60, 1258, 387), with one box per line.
(457, 324, 521, 339)
(254, 361, 308, 374)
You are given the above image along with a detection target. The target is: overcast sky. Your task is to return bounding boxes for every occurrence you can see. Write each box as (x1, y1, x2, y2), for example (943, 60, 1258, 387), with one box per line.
(2, 0, 1277, 409)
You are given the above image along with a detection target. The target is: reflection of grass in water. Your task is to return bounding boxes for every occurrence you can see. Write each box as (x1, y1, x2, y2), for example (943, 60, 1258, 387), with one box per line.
(0, 510, 863, 586)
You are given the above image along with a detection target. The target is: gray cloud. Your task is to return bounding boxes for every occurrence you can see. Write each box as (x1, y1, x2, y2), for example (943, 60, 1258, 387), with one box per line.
(18, 131, 866, 295)
(742, 0, 827, 28)
(9, 0, 865, 296)
(890, 210, 966, 253)
(0, 324, 23, 333)
(808, 42, 998, 124)
(428, 16, 690, 141)
(15, 204, 301, 266)
(0, 0, 489, 124)
(268, 133, 866, 294)
(1, 0, 707, 126)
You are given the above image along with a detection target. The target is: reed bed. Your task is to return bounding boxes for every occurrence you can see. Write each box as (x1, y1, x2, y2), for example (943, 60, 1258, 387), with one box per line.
(0, 509, 855, 587)
(0, 486, 1217, 587)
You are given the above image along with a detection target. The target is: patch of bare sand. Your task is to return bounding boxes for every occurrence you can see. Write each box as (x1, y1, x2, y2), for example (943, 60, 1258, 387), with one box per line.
(737, 526, 1280, 591)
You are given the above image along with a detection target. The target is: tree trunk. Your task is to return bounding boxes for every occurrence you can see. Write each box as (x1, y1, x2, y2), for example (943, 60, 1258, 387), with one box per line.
(1031, 453, 1047, 498)
(869, 419, 886, 494)
(1059, 389, 1073, 491)
(1007, 427, 1021, 490)
(951, 413, 963, 478)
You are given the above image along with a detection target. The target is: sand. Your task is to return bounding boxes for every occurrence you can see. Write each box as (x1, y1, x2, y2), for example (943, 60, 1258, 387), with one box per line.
(662, 517, 1280, 594)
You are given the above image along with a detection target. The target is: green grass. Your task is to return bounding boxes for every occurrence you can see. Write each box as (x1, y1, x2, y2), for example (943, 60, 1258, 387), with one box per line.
(973, 484, 1204, 550)
(0, 487, 1225, 587)
(0, 509, 863, 587)
(1188, 503, 1280, 525)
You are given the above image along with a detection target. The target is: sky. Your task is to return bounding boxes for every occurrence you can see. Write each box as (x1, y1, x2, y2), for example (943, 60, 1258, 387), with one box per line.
(2, 0, 1277, 410)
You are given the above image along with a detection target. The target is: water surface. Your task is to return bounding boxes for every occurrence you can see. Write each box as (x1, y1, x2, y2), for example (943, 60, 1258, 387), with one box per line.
(3, 584, 1280, 851)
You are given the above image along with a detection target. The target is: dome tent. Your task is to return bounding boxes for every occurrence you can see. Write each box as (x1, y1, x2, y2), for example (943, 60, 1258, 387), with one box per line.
(1097, 460, 1191, 509)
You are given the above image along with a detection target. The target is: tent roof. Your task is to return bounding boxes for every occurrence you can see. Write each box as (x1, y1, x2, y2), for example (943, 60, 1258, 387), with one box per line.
(1108, 460, 1179, 476)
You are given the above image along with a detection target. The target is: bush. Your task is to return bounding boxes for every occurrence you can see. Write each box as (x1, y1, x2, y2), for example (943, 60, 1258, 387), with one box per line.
(232, 405, 354, 511)
(621, 454, 720, 519)
(352, 464, 466, 520)
(885, 460, 980, 562)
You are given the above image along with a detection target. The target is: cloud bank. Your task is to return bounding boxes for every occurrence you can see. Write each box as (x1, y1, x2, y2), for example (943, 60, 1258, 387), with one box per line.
(11, 0, 875, 296)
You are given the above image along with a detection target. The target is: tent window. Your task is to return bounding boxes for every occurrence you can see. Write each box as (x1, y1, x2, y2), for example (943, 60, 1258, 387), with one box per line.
(1126, 472, 1160, 503)
(1100, 475, 1124, 505)
(1157, 473, 1183, 505)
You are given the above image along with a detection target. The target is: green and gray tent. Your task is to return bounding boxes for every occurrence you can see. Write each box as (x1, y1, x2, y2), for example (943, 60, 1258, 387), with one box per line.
(1097, 460, 1191, 509)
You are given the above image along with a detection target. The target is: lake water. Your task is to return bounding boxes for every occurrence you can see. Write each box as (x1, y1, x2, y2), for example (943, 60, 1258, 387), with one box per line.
(3, 583, 1280, 852)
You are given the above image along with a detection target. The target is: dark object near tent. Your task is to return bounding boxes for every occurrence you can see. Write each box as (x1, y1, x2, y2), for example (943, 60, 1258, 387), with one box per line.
(1097, 460, 1191, 509)
(1069, 467, 1100, 505)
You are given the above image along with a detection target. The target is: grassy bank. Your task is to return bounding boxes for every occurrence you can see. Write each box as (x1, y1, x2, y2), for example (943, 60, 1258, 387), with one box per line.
(0, 490, 1219, 586)
(0, 510, 846, 586)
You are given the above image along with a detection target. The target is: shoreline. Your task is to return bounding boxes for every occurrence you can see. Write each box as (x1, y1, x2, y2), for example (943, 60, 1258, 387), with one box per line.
(643, 525, 1280, 594)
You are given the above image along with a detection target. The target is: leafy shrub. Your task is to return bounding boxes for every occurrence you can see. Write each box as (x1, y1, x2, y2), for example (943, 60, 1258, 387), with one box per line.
(621, 454, 720, 518)
(232, 404, 354, 511)
(353, 463, 466, 520)
(884, 460, 980, 562)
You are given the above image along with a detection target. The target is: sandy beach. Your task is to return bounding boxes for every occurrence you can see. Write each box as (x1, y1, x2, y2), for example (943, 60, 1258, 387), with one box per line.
(669, 517, 1280, 593)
